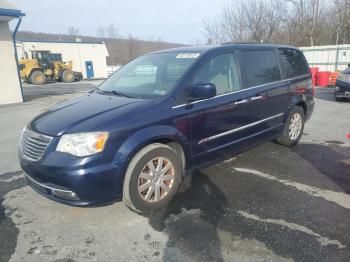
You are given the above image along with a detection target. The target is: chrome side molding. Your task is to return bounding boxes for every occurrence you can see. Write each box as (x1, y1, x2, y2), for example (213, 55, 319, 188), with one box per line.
(198, 113, 284, 144)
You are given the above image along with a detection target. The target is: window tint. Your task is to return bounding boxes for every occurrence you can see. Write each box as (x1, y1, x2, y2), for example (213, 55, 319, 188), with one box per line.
(278, 48, 309, 79)
(193, 53, 241, 95)
(237, 50, 281, 88)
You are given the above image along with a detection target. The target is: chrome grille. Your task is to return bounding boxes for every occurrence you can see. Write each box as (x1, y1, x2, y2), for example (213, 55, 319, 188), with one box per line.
(20, 128, 53, 161)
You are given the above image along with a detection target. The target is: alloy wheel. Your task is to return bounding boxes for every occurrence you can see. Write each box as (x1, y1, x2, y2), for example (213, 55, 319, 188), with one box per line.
(288, 113, 302, 140)
(138, 157, 175, 202)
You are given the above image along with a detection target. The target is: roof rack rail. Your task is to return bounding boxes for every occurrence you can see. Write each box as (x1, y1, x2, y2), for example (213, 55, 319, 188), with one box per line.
(220, 41, 269, 45)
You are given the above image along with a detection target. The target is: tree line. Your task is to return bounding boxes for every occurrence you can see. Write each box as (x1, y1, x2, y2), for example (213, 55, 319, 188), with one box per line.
(17, 30, 181, 66)
(203, 0, 350, 47)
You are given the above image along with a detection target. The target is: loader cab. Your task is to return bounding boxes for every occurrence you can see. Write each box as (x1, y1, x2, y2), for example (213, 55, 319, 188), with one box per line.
(31, 50, 52, 68)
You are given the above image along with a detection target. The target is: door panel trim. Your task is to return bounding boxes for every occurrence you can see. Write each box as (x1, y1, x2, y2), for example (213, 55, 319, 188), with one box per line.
(198, 113, 284, 144)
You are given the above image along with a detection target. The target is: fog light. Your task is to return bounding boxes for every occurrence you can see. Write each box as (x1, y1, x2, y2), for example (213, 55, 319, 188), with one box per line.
(335, 86, 340, 91)
(52, 190, 79, 200)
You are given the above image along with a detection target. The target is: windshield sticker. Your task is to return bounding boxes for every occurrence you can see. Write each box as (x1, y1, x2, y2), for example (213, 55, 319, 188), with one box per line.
(176, 53, 200, 59)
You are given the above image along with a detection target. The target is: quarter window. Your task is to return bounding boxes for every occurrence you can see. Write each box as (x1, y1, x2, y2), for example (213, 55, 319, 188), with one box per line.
(193, 53, 241, 95)
(237, 50, 281, 88)
(278, 49, 309, 79)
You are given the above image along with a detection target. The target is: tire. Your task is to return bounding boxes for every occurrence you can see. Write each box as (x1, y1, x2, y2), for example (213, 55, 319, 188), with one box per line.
(123, 143, 183, 213)
(276, 106, 305, 147)
(61, 69, 75, 83)
(74, 72, 82, 82)
(29, 71, 46, 85)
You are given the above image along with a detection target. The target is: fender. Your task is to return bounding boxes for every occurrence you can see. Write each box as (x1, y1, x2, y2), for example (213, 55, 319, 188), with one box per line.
(29, 67, 44, 76)
(113, 124, 191, 175)
(288, 93, 307, 115)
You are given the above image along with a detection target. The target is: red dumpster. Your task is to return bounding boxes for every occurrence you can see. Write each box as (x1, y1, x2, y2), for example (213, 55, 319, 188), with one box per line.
(316, 71, 331, 87)
(310, 67, 319, 86)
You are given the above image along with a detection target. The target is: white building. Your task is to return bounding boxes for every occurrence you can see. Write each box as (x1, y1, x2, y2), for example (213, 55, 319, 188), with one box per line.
(0, 0, 25, 105)
(300, 44, 350, 71)
(16, 40, 109, 79)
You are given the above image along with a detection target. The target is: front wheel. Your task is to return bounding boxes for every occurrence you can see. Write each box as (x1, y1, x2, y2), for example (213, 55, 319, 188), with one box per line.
(61, 69, 75, 83)
(276, 107, 305, 147)
(30, 71, 46, 85)
(123, 143, 183, 213)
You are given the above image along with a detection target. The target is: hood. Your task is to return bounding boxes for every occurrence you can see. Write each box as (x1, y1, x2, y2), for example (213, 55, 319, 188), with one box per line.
(30, 93, 149, 136)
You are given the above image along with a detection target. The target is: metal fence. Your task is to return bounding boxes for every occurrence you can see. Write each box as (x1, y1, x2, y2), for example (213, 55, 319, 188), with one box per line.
(300, 44, 350, 71)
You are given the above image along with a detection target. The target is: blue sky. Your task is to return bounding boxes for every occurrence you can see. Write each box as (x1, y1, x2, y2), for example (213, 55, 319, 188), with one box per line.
(9, 0, 231, 44)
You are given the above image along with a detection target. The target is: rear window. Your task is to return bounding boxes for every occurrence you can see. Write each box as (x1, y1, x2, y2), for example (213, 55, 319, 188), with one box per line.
(237, 50, 281, 88)
(278, 48, 309, 79)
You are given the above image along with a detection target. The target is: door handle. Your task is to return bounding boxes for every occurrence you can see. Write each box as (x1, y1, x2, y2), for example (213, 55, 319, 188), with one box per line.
(250, 95, 265, 101)
(234, 99, 248, 105)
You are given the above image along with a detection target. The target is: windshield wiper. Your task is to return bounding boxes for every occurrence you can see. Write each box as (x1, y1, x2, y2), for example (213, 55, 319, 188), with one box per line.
(96, 89, 134, 98)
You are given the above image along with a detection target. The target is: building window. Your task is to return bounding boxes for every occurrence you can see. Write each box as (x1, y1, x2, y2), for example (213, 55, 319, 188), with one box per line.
(50, 53, 62, 62)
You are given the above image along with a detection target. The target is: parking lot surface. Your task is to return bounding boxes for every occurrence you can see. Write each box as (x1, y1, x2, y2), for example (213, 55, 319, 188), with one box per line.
(1, 83, 350, 262)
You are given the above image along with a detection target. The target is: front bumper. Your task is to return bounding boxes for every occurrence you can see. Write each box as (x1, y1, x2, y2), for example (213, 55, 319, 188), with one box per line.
(20, 153, 123, 206)
(335, 80, 350, 97)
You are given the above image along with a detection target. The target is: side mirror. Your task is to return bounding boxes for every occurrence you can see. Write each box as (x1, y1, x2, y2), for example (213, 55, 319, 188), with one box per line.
(189, 83, 216, 102)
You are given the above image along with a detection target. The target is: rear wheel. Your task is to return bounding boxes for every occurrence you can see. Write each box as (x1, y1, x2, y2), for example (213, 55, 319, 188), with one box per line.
(276, 106, 305, 147)
(61, 69, 75, 83)
(29, 71, 46, 85)
(123, 143, 182, 213)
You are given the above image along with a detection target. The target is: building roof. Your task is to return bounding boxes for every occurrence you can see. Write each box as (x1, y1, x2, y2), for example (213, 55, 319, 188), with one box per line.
(17, 39, 105, 45)
(0, 0, 25, 21)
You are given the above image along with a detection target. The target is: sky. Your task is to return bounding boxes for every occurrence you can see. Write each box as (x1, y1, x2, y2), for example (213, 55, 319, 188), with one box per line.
(9, 0, 231, 44)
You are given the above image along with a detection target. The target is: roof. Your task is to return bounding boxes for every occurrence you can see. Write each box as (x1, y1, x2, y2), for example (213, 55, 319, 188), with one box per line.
(150, 43, 300, 55)
(0, 0, 25, 22)
(0, 8, 25, 17)
(17, 39, 105, 45)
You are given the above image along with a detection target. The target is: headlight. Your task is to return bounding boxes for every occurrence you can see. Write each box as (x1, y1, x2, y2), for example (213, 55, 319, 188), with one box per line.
(56, 132, 109, 157)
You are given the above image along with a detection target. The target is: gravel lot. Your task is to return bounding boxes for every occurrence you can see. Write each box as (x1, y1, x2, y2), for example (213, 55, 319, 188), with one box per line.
(0, 83, 349, 262)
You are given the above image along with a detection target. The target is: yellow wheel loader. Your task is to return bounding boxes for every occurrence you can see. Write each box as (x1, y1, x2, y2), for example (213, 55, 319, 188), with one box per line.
(19, 50, 83, 85)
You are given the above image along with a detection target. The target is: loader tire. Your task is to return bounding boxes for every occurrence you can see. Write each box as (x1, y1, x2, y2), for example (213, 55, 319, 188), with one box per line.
(61, 69, 75, 83)
(30, 71, 46, 85)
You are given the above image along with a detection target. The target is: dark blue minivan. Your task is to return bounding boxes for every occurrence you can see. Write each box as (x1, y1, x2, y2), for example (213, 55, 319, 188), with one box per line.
(19, 44, 314, 213)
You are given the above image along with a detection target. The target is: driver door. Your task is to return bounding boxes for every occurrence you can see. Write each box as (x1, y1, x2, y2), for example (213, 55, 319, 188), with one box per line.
(187, 52, 258, 166)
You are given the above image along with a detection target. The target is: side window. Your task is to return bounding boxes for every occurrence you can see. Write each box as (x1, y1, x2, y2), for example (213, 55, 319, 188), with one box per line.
(193, 53, 241, 95)
(278, 48, 309, 79)
(237, 50, 281, 88)
(50, 53, 62, 62)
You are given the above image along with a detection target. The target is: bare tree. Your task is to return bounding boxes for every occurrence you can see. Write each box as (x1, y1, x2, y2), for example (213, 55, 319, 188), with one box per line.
(332, 0, 350, 44)
(97, 26, 106, 38)
(221, 3, 247, 42)
(287, 0, 322, 46)
(244, 0, 283, 42)
(127, 35, 139, 61)
(203, 19, 225, 44)
(107, 24, 119, 39)
(203, 0, 284, 44)
(68, 26, 80, 36)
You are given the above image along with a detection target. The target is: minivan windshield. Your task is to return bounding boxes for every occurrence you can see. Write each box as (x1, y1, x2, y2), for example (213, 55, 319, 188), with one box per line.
(97, 51, 201, 99)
